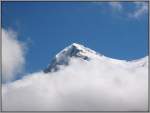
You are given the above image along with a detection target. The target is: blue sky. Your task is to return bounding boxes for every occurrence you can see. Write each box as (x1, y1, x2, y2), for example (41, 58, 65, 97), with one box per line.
(2, 1, 148, 73)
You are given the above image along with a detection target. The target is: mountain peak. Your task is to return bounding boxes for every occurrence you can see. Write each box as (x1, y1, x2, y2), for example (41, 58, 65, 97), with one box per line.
(71, 42, 82, 47)
(44, 43, 101, 73)
(70, 43, 85, 50)
(66, 42, 86, 52)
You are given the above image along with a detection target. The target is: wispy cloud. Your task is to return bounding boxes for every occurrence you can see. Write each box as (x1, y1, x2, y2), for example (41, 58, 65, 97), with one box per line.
(128, 2, 148, 19)
(109, 2, 122, 12)
(108, 2, 148, 19)
(2, 28, 26, 82)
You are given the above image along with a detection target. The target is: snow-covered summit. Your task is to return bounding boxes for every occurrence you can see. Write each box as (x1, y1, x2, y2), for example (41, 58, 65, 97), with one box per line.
(44, 43, 102, 73)
(56, 43, 101, 58)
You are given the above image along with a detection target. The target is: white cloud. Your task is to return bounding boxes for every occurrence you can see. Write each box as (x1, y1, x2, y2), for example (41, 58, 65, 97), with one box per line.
(109, 2, 122, 12)
(108, 2, 148, 19)
(128, 2, 148, 19)
(2, 57, 148, 111)
(2, 28, 26, 82)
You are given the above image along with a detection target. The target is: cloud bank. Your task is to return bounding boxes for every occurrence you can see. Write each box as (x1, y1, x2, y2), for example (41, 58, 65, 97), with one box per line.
(2, 57, 148, 111)
(2, 28, 26, 82)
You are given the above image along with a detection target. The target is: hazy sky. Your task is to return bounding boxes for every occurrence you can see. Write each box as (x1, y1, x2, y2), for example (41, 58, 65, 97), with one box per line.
(2, 1, 148, 73)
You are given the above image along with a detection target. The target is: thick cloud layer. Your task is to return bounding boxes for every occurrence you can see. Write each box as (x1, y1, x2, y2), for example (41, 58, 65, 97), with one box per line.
(2, 28, 25, 82)
(2, 57, 148, 111)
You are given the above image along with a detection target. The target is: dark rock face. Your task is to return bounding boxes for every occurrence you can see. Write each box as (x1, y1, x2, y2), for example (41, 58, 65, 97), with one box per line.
(44, 44, 90, 73)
